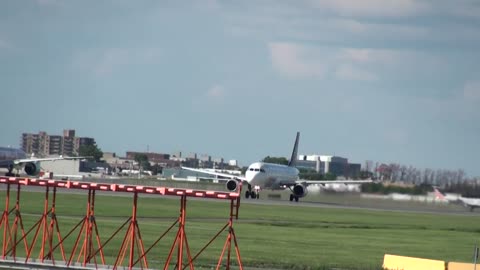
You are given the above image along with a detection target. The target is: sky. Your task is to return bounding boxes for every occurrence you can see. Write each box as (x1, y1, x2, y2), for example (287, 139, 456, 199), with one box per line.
(0, 0, 479, 176)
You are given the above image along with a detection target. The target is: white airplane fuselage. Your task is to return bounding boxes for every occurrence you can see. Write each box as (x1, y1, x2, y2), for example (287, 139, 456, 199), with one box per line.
(459, 197, 480, 209)
(434, 188, 480, 211)
(181, 132, 371, 201)
(245, 162, 299, 188)
(0, 147, 27, 161)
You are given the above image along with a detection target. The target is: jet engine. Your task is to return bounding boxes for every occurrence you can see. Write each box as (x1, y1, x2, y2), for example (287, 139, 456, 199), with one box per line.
(292, 184, 308, 198)
(24, 162, 41, 176)
(226, 179, 238, 191)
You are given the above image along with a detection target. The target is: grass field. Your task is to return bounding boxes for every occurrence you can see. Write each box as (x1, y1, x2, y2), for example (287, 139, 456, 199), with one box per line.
(1, 186, 480, 270)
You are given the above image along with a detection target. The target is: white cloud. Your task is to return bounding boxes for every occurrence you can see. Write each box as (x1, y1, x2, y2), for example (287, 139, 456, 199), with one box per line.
(72, 48, 161, 77)
(206, 84, 226, 99)
(340, 48, 446, 81)
(335, 64, 378, 81)
(340, 48, 374, 62)
(268, 42, 326, 79)
(222, 1, 477, 52)
(268, 42, 416, 81)
(331, 19, 429, 40)
(309, 0, 429, 17)
(93, 48, 130, 76)
(464, 81, 480, 100)
(268, 41, 444, 83)
(434, 0, 480, 18)
(338, 48, 407, 64)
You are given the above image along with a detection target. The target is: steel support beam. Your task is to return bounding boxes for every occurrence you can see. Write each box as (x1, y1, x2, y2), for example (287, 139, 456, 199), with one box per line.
(0, 176, 244, 270)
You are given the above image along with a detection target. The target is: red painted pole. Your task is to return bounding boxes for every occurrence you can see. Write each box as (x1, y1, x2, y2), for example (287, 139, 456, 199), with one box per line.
(229, 199, 244, 270)
(1, 177, 244, 270)
(23, 185, 51, 263)
(88, 218, 131, 264)
(82, 189, 91, 265)
(133, 219, 178, 267)
(215, 199, 244, 270)
(8, 183, 29, 261)
(90, 189, 105, 265)
(46, 186, 57, 264)
(114, 191, 147, 270)
(177, 195, 185, 270)
(129, 192, 138, 270)
(135, 219, 148, 269)
(39, 186, 49, 262)
(1, 183, 10, 259)
(167, 195, 195, 270)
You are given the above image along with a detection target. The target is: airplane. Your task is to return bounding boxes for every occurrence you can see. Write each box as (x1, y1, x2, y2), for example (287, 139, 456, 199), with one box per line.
(433, 187, 480, 212)
(182, 132, 372, 202)
(0, 146, 88, 177)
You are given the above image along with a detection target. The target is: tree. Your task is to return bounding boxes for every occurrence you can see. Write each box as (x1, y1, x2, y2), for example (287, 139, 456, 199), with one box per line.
(151, 164, 162, 175)
(262, 156, 289, 165)
(134, 153, 151, 171)
(299, 172, 324, 180)
(324, 172, 337, 180)
(78, 144, 103, 162)
(359, 170, 374, 180)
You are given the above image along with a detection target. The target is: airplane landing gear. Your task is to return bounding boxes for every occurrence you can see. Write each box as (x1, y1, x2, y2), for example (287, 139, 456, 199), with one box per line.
(289, 194, 299, 202)
(245, 184, 257, 199)
(5, 164, 15, 177)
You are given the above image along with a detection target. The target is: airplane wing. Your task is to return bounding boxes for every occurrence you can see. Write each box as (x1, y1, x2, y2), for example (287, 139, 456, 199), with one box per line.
(295, 179, 373, 185)
(181, 167, 247, 182)
(13, 156, 90, 165)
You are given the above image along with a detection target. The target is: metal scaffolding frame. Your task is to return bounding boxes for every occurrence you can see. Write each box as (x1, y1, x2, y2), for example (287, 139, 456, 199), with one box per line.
(0, 176, 243, 270)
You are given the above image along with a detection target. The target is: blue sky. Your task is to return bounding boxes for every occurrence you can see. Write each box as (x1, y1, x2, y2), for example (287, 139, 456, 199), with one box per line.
(1, 0, 479, 176)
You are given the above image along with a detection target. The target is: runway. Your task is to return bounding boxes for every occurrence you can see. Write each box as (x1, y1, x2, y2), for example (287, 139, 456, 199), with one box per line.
(241, 197, 478, 216)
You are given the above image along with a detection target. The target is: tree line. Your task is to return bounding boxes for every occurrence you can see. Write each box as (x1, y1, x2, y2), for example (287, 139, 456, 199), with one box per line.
(371, 163, 469, 186)
(360, 183, 433, 195)
(367, 162, 480, 196)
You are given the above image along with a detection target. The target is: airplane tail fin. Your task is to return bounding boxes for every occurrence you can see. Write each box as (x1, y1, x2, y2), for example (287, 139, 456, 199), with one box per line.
(288, 132, 300, 167)
(433, 187, 446, 200)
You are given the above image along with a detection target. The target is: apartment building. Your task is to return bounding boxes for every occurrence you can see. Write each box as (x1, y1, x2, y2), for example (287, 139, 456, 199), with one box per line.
(21, 129, 96, 157)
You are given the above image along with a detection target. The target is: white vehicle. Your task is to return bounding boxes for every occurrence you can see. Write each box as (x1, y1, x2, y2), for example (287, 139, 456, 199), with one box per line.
(0, 146, 88, 177)
(434, 187, 480, 212)
(183, 132, 372, 202)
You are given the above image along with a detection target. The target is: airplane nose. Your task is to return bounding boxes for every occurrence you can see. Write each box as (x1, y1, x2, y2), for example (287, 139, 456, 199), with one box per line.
(245, 171, 256, 183)
(249, 172, 259, 182)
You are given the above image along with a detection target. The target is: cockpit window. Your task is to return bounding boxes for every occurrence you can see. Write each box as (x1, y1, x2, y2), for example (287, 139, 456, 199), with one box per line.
(249, 168, 254, 171)
(260, 169, 265, 173)
(254, 168, 259, 171)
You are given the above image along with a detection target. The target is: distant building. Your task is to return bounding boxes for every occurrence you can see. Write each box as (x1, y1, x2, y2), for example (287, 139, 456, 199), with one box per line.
(21, 129, 96, 157)
(198, 154, 213, 168)
(48, 135, 62, 155)
(62, 129, 75, 156)
(348, 163, 361, 178)
(363, 160, 374, 173)
(126, 151, 170, 163)
(74, 137, 96, 153)
(297, 154, 361, 178)
(125, 151, 179, 168)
